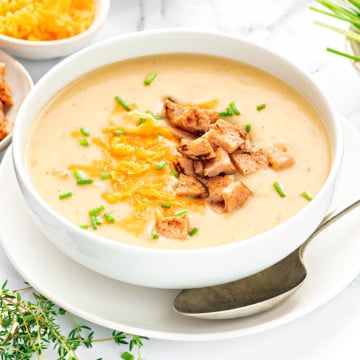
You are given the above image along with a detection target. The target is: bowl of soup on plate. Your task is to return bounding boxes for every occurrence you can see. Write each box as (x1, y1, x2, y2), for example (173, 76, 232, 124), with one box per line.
(12, 30, 342, 289)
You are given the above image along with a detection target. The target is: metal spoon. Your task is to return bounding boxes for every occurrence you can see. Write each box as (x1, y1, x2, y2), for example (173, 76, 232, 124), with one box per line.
(173, 199, 360, 320)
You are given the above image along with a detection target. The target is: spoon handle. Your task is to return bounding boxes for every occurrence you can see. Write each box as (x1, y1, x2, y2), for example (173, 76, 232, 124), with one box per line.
(300, 198, 360, 257)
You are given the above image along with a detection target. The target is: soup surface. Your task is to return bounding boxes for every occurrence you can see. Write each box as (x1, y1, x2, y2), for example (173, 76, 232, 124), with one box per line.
(27, 54, 331, 249)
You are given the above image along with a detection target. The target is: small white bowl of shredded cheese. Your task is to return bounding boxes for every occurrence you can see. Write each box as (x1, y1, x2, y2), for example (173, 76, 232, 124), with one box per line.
(0, 0, 110, 60)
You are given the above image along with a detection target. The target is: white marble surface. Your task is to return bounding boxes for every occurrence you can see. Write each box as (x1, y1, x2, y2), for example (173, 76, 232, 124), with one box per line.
(1, 0, 360, 358)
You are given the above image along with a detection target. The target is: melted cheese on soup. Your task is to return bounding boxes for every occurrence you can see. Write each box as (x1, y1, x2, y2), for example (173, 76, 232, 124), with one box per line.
(26, 54, 331, 249)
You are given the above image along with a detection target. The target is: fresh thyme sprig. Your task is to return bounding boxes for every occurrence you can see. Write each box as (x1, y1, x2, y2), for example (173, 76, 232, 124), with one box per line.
(310, 0, 360, 61)
(0, 280, 147, 359)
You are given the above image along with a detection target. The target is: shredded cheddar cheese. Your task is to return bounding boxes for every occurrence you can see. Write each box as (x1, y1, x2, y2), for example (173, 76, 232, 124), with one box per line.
(69, 110, 205, 235)
(0, 0, 95, 41)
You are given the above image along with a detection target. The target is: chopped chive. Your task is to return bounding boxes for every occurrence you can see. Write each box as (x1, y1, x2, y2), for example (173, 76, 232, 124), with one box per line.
(301, 191, 313, 201)
(219, 106, 234, 117)
(114, 96, 131, 111)
(144, 72, 158, 86)
(90, 215, 98, 230)
(155, 160, 166, 170)
(88, 205, 105, 216)
(161, 203, 171, 209)
(257, 103, 266, 111)
(80, 127, 90, 136)
(245, 124, 251, 132)
(175, 210, 188, 216)
(76, 178, 93, 185)
(114, 129, 125, 136)
(79, 138, 90, 147)
(145, 110, 161, 120)
(151, 229, 160, 240)
(79, 224, 89, 229)
(139, 117, 147, 124)
(104, 213, 115, 223)
(94, 215, 103, 225)
(273, 181, 286, 198)
(156, 134, 161, 141)
(170, 169, 179, 178)
(100, 172, 112, 180)
(188, 227, 199, 236)
(73, 169, 85, 180)
(59, 192, 72, 200)
(229, 102, 241, 115)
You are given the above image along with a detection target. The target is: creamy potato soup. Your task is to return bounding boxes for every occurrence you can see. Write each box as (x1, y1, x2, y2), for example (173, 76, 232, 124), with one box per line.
(27, 54, 331, 249)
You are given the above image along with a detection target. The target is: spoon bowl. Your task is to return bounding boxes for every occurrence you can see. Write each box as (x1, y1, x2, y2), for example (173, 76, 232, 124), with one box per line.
(173, 199, 360, 319)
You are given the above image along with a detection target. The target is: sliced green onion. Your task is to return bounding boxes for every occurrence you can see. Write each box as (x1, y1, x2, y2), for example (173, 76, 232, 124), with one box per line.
(139, 117, 147, 125)
(170, 169, 179, 178)
(175, 210, 188, 216)
(245, 124, 251, 133)
(151, 229, 160, 240)
(144, 72, 158, 86)
(94, 216, 103, 225)
(188, 227, 199, 236)
(301, 191, 313, 201)
(79, 224, 89, 229)
(273, 182, 286, 198)
(100, 172, 112, 180)
(59, 192, 72, 200)
(76, 178, 93, 185)
(88, 205, 105, 216)
(114, 129, 125, 136)
(114, 96, 131, 111)
(219, 107, 233, 117)
(104, 213, 115, 223)
(326, 47, 360, 62)
(257, 103, 266, 111)
(229, 101, 241, 115)
(79, 138, 90, 147)
(90, 215, 98, 230)
(155, 160, 166, 170)
(73, 169, 85, 180)
(145, 110, 161, 120)
(161, 203, 171, 209)
(80, 127, 90, 136)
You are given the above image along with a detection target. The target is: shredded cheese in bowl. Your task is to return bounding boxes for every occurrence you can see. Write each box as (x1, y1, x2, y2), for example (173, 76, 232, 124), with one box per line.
(0, 0, 95, 41)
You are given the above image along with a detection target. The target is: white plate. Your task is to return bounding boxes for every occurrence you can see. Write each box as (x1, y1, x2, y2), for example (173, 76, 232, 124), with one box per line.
(0, 50, 33, 154)
(1, 116, 360, 341)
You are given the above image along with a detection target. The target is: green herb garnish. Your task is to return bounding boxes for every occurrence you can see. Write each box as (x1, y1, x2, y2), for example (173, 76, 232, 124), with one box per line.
(80, 127, 90, 136)
(188, 227, 199, 236)
(174, 210, 188, 216)
(0, 280, 147, 359)
(170, 169, 179, 178)
(59, 192, 72, 200)
(310, 0, 360, 62)
(104, 213, 115, 223)
(301, 191, 313, 201)
(114, 96, 131, 111)
(76, 178, 93, 185)
(229, 101, 241, 115)
(161, 203, 171, 208)
(79, 138, 90, 147)
(257, 103, 266, 111)
(151, 229, 160, 239)
(88, 205, 105, 216)
(114, 129, 125, 136)
(155, 160, 166, 170)
(273, 181, 286, 198)
(245, 124, 251, 132)
(144, 72, 158, 86)
(100, 172, 112, 180)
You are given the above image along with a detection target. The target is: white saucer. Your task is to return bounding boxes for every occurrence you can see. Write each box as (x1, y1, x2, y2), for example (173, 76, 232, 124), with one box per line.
(1, 116, 360, 341)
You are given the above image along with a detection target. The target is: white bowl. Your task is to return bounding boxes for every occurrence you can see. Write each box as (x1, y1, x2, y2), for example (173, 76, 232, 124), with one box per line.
(12, 30, 343, 289)
(0, 0, 110, 60)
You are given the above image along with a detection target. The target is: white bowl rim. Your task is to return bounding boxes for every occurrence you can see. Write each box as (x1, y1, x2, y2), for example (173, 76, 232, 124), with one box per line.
(0, 0, 110, 48)
(12, 28, 344, 256)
